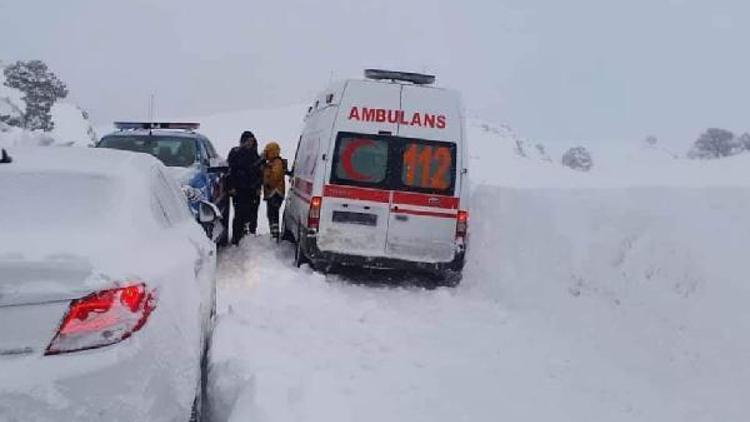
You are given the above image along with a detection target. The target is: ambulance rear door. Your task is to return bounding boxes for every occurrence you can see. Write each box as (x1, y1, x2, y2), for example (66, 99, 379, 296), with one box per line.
(385, 85, 463, 263)
(316, 81, 401, 258)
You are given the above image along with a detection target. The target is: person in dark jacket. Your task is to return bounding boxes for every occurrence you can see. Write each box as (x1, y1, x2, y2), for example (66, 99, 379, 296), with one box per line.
(261, 141, 289, 240)
(226, 131, 263, 245)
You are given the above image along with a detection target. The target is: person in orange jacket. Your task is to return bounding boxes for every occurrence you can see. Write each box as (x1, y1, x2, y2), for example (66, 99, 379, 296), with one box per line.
(261, 142, 289, 239)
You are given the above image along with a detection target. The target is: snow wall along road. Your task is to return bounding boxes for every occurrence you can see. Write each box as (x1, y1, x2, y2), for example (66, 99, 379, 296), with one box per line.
(465, 185, 749, 420)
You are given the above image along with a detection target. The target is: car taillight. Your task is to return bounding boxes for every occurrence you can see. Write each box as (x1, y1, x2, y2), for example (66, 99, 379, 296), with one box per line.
(308, 196, 322, 229)
(45, 283, 156, 355)
(456, 210, 468, 240)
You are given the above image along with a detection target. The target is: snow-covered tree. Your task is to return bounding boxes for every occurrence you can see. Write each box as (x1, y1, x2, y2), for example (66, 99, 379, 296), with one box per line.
(738, 133, 750, 152)
(3, 60, 68, 131)
(562, 146, 593, 172)
(687, 128, 742, 159)
(644, 135, 658, 146)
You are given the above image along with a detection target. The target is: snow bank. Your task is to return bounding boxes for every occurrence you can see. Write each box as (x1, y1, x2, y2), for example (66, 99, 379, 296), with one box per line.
(49, 102, 98, 146)
(210, 183, 750, 421)
(464, 185, 750, 420)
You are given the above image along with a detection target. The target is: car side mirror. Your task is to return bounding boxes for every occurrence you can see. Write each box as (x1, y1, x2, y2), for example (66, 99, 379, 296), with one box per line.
(198, 201, 220, 224)
(181, 185, 201, 202)
(208, 165, 228, 174)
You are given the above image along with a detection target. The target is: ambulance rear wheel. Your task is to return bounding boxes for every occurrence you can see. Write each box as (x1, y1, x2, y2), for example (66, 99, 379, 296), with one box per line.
(280, 221, 294, 243)
(294, 228, 308, 268)
(433, 270, 462, 288)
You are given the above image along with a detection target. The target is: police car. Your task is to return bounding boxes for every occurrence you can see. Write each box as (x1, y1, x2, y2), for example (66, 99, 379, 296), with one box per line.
(282, 69, 469, 285)
(97, 122, 227, 243)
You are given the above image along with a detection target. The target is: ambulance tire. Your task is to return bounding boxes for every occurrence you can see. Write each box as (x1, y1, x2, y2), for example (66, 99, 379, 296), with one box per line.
(312, 261, 333, 275)
(433, 270, 462, 288)
(294, 228, 308, 268)
(280, 222, 294, 243)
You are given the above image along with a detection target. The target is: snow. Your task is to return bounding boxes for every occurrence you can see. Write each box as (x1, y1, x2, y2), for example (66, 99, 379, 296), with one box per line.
(208, 183, 750, 421)
(49, 102, 98, 146)
(0, 69, 97, 148)
(8, 101, 750, 420)
(0, 146, 213, 422)
(185, 105, 750, 421)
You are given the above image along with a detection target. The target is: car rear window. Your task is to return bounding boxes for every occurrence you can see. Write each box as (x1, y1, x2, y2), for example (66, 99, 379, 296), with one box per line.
(99, 135, 197, 167)
(331, 132, 456, 195)
(0, 173, 115, 230)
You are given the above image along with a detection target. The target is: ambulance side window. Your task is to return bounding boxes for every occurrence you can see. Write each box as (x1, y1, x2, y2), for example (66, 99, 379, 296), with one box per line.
(292, 135, 302, 176)
(295, 132, 320, 180)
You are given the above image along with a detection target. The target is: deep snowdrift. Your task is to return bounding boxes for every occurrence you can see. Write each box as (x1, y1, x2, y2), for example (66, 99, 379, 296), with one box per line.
(209, 183, 750, 421)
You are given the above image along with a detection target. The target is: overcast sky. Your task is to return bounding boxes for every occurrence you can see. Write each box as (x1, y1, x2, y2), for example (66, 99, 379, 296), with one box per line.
(1, 0, 748, 144)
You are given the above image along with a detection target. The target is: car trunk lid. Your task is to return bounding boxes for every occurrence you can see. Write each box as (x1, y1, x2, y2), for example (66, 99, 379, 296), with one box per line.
(0, 257, 97, 356)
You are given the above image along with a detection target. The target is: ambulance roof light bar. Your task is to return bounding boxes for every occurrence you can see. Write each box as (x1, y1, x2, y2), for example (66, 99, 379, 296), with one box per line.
(114, 122, 200, 131)
(364, 69, 436, 85)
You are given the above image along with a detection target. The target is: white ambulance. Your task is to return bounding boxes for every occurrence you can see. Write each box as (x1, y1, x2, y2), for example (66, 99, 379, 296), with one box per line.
(282, 69, 468, 284)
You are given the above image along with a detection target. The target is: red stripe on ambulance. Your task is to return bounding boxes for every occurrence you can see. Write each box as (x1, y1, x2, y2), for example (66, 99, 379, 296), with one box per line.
(323, 184, 390, 203)
(323, 184, 459, 211)
(392, 191, 459, 209)
(390, 207, 456, 219)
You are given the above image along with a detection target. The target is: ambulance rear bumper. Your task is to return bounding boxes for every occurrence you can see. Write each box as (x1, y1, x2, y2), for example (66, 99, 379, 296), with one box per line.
(300, 229, 465, 274)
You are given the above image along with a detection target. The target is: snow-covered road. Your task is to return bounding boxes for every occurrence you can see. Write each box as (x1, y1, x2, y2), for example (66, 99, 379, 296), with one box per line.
(209, 237, 627, 422)
(209, 237, 518, 422)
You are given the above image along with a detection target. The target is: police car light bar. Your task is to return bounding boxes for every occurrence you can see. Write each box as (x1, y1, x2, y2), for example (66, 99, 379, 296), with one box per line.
(114, 122, 200, 131)
(364, 69, 436, 85)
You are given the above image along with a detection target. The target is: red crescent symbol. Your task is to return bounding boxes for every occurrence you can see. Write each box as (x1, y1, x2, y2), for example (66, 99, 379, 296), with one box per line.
(341, 139, 375, 181)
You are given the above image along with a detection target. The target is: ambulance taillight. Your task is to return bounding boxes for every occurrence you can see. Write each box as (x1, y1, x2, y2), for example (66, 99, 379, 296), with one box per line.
(308, 196, 322, 230)
(456, 210, 468, 240)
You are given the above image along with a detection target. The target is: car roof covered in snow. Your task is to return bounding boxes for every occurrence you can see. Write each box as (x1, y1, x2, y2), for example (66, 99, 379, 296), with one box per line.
(101, 128, 209, 141)
(0, 146, 160, 180)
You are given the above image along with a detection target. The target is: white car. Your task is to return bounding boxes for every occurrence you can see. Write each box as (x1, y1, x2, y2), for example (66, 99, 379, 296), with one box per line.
(0, 147, 217, 421)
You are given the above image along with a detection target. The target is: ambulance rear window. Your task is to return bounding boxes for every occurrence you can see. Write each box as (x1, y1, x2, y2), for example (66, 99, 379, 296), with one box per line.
(331, 132, 456, 195)
(400, 142, 455, 192)
(332, 135, 389, 186)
